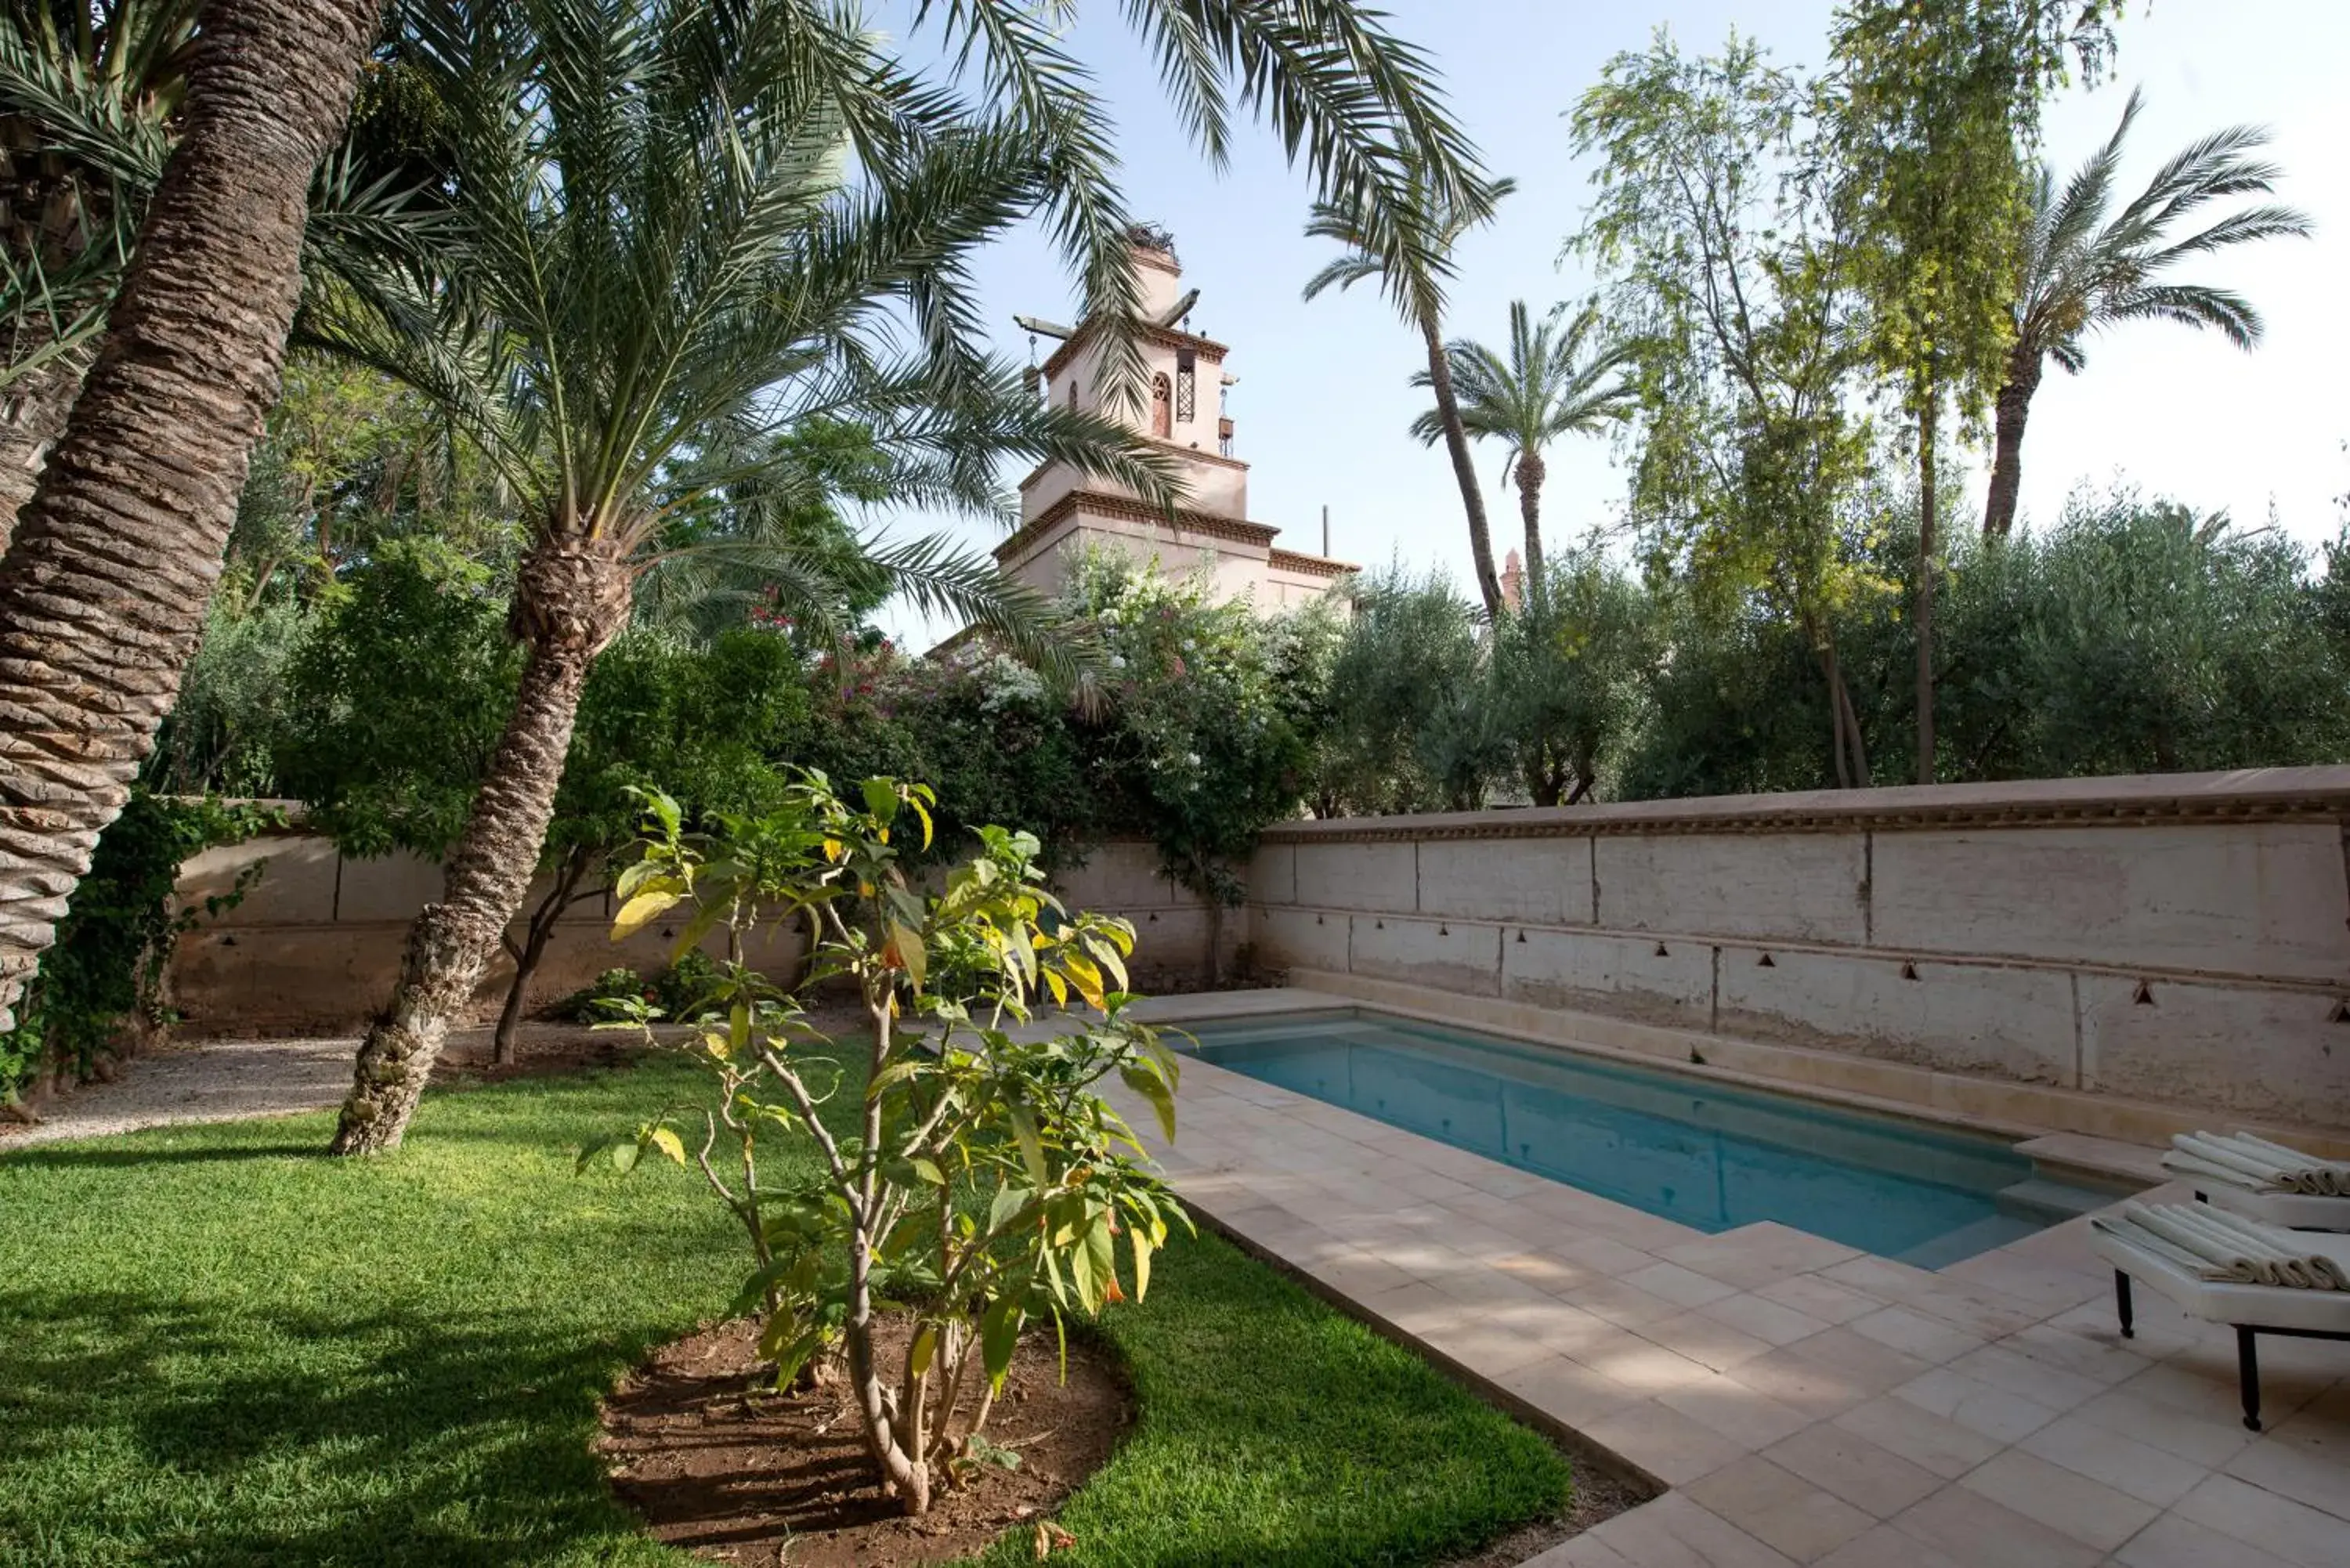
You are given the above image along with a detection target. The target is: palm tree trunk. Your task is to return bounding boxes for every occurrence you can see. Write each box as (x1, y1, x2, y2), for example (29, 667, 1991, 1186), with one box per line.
(1515, 447, 1546, 601)
(1914, 399, 1938, 786)
(1982, 345, 2041, 540)
(1419, 316, 1504, 618)
(0, 0, 381, 1031)
(331, 538, 632, 1154)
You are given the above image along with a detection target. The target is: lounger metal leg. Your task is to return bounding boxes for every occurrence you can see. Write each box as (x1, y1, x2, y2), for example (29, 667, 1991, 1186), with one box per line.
(2114, 1270, 2134, 1339)
(2237, 1325, 2262, 1433)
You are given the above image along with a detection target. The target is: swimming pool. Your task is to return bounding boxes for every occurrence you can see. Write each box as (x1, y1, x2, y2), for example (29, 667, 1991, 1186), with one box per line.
(1186, 1011, 2110, 1268)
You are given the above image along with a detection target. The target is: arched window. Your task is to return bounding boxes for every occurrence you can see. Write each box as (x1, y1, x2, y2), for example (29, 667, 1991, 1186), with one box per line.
(1150, 373, 1172, 439)
(1067, 379, 1078, 410)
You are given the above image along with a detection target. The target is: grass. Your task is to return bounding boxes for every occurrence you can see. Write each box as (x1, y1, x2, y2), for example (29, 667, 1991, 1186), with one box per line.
(0, 1056, 1570, 1567)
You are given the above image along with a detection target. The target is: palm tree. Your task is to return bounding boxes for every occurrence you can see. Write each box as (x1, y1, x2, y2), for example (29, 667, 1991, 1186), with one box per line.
(1304, 177, 1511, 617)
(1410, 299, 1636, 597)
(1984, 89, 2310, 539)
(316, 0, 1194, 1158)
(0, 1, 198, 543)
(0, 0, 380, 1034)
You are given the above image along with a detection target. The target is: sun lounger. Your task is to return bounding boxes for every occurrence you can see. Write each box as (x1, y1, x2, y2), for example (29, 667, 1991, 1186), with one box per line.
(2164, 1133, 2350, 1232)
(2089, 1208, 2350, 1431)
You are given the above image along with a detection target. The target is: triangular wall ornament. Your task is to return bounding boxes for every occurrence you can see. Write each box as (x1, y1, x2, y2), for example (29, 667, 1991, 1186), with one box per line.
(2134, 979, 2155, 1006)
(1654, 941, 1669, 958)
(1900, 960, 1918, 981)
(1758, 952, 1775, 968)
(2330, 998, 2348, 1024)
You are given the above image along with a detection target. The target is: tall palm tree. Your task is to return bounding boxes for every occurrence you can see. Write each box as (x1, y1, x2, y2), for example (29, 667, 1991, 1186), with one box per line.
(316, 0, 1194, 1157)
(0, 0, 379, 1034)
(0, 0, 198, 542)
(1410, 298, 1636, 597)
(1984, 89, 2310, 539)
(1304, 176, 1510, 617)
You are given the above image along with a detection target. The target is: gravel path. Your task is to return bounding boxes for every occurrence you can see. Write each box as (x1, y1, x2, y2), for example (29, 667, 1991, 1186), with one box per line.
(2, 1036, 360, 1147)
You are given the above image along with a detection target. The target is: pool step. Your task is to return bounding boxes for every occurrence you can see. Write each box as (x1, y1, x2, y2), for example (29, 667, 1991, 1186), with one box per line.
(1897, 1212, 2042, 1270)
(1994, 1176, 2113, 1224)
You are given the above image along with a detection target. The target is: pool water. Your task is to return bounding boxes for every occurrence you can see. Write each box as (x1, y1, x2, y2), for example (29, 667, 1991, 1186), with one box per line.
(1188, 1012, 2105, 1268)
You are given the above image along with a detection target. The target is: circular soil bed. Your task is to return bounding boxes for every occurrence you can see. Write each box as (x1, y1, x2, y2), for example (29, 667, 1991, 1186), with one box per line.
(599, 1316, 1131, 1566)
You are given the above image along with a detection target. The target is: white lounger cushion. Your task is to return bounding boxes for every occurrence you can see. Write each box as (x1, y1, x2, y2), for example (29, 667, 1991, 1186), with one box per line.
(2092, 1224, 2350, 1335)
(2199, 1183, 2350, 1234)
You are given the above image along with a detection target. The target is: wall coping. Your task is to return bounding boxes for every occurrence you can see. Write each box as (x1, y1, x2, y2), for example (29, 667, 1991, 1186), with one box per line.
(1259, 766, 2350, 842)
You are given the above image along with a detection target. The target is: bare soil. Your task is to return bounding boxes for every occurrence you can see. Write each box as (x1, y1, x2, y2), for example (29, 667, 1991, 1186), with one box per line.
(598, 1315, 1131, 1567)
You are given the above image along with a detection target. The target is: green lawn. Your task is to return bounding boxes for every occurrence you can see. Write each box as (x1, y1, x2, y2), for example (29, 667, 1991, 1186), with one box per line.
(0, 1057, 1569, 1567)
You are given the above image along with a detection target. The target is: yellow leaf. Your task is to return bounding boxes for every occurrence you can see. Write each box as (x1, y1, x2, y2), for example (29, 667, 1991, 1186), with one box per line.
(610, 888, 680, 941)
(648, 1127, 687, 1165)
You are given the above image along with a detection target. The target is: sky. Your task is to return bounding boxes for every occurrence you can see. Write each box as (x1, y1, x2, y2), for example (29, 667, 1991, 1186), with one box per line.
(873, 1, 2350, 641)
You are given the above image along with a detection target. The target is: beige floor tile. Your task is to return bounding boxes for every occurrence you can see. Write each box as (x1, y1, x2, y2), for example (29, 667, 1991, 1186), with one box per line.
(1658, 1371, 1819, 1451)
(2176, 1472, 2350, 1567)
(1494, 1352, 1648, 1428)
(2073, 1378, 2260, 1469)
(2221, 1411, 2350, 1524)
(1757, 1274, 1882, 1327)
(1701, 1292, 1832, 1348)
(1885, 1483, 2103, 1568)
(1628, 1259, 1742, 1309)
(2000, 1319, 2156, 1387)
(2016, 1411, 2211, 1507)
(1902, 1283, 2046, 1342)
(1820, 1254, 1940, 1303)
(1568, 1277, 1684, 1330)
(1642, 1310, 1780, 1373)
(1525, 1302, 1635, 1360)
(1304, 1247, 1417, 1300)
(1812, 1522, 1972, 1568)
(1580, 1333, 1720, 1396)
(2110, 1513, 2299, 1568)
(1893, 1367, 2063, 1444)
(1354, 1277, 1464, 1337)
(1958, 1447, 2160, 1552)
(1726, 1346, 1882, 1422)
(1687, 1455, 1878, 1563)
(1578, 1490, 1805, 1566)
(1515, 1531, 1640, 1568)
(1782, 1326, 1935, 1393)
(1553, 1232, 1661, 1276)
(1418, 1315, 1564, 1378)
(1582, 1400, 1753, 1485)
(1663, 1229, 1828, 1291)
(1828, 1394, 2004, 1479)
(1846, 1305, 1984, 1364)
(1491, 1248, 1600, 1297)
(1762, 1422, 1943, 1519)
(1945, 1342, 2107, 1411)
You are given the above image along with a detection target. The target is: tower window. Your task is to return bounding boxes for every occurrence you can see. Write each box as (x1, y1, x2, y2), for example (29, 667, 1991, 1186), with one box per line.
(1067, 378, 1077, 410)
(1176, 349, 1196, 422)
(1151, 373, 1172, 439)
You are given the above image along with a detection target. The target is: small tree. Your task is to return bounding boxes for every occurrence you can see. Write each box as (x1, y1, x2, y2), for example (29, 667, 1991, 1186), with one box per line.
(1487, 558, 1654, 806)
(591, 775, 1186, 1517)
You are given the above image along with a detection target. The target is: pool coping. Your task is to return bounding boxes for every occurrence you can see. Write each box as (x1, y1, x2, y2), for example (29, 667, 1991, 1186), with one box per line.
(1107, 987, 2350, 1567)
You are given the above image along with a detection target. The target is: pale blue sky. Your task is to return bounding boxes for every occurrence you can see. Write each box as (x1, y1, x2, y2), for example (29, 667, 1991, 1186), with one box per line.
(877, 1, 2350, 639)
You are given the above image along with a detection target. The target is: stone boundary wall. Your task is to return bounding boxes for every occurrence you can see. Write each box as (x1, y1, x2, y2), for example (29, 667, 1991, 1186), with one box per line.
(1246, 767, 2350, 1133)
(170, 835, 1223, 1035)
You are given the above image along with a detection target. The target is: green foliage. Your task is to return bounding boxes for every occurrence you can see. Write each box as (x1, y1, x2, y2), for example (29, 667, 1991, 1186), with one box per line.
(1314, 567, 1500, 813)
(276, 551, 519, 859)
(591, 775, 1189, 1514)
(0, 1071, 1567, 1566)
(0, 793, 274, 1102)
(1487, 558, 1658, 807)
(148, 595, 312, 797)
(1064, 551, 1318, 923)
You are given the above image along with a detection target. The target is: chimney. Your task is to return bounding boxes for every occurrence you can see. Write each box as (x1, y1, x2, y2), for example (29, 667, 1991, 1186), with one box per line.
(1501, 549, 1524, 611)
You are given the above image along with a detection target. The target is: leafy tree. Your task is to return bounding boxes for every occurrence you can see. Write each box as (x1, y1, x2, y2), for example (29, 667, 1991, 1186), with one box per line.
(1568, 31, 1878, 788)
(1983, 89, 2311, 538)
(1828, 0, 2121, 782)
(1318, 566, 1498, 813)
(1411, 301, 1637, 595)
(1485, 555, 1655, 806)
(1303, 175, 1513, 616)
(1063, 551, 1312, 981)
(591, 777, 1187, 1518)
(0, 0, 381, 1034)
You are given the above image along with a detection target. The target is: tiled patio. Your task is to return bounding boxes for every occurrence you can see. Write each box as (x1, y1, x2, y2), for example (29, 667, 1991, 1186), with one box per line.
(1115, 991, 2350, 1568)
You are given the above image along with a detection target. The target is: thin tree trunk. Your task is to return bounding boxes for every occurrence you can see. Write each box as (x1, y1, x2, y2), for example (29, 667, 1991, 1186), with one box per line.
(1982, 345, 2041, 540)
(0, 348, 85, 550)
(1914, 399, 1938, 786)
(493, 842, 592, 1066)
(1821, 637, 1852, 789)
(1419, 316, 1503, 618)
(1515, 447, 1546, 601)
(330, 538, 632, 1154)
(0, 0, 380, 1031)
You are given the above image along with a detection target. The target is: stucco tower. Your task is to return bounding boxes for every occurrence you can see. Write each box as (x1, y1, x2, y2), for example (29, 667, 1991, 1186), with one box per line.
(1000, 228, 1352, 608)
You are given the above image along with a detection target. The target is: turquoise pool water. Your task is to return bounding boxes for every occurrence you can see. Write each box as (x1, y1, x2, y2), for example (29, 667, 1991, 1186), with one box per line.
(1188, 1012, 2101, 1267)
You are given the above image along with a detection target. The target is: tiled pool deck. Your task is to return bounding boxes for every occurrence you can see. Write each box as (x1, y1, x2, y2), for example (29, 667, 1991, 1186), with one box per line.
(1112, 990, 2350, 1568)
